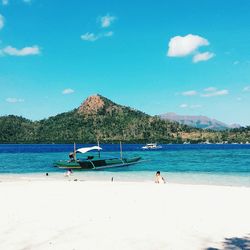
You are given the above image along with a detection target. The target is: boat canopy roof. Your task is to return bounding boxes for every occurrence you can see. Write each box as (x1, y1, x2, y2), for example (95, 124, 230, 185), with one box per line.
(76, 146, 102, 154)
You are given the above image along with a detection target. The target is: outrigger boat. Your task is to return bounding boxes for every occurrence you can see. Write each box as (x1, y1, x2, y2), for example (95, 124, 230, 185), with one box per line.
(54, 143, 142, 170)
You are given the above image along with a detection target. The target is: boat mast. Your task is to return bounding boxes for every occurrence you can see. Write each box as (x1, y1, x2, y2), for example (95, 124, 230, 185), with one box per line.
(97, 140, 101, 158)
(120, 141, 123, 159)
(74, 142, 76, 161)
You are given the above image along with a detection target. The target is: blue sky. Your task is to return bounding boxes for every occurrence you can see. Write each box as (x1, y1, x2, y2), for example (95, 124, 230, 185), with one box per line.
(0, 0, 250, 125)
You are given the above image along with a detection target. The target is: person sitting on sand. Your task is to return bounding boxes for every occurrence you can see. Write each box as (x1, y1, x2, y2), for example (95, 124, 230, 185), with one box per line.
(155, 171, 166, 184)
(65, 169, 73, 177)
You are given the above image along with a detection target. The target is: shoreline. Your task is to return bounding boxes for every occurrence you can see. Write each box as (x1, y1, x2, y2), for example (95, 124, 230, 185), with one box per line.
(1, 178, 250, 191)
(1, 172, 250, 188)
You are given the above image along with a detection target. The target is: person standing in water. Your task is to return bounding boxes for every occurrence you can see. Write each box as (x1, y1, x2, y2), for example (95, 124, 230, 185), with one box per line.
(69, 152, 75, 162)
(155, 171, 166, 184)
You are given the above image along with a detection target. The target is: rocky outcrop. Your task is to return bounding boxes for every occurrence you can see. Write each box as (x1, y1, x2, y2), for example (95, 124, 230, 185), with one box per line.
(78, 95, 105, 115)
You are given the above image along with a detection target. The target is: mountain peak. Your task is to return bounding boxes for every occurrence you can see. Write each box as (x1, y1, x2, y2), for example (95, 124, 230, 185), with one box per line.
(159, 112, 231, 131)
(78, 94, 105, 114)
(229, 123, 242, 129)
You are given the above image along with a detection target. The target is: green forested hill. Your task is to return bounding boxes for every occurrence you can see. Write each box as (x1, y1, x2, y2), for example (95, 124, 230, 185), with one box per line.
(0, 95, 249, 143)
(0, 115, 36, 143)
(0, 95, 196, 143)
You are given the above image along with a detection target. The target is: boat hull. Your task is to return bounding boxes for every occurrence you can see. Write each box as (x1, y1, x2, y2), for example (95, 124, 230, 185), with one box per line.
(54, 157, 142, 170)
(142, 146, 162, 150)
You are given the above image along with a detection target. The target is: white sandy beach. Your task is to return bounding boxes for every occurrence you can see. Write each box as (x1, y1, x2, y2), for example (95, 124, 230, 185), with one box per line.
(0, 178, 250, 250)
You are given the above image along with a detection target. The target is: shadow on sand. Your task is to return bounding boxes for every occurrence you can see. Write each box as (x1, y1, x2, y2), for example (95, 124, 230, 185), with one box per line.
(206, 235, 250, 250)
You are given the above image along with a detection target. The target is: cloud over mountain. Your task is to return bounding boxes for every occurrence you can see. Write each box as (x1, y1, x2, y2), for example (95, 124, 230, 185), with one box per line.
(181, 90, 198, 96)
(201, 89, 229, 97)
(62, 88, 74, 95)
(6, 98, 24, 103)
(243, 86, 250, 92)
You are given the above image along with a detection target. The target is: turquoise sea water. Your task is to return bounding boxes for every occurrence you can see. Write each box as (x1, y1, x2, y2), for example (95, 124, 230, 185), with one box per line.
(0, 144, 250, 186)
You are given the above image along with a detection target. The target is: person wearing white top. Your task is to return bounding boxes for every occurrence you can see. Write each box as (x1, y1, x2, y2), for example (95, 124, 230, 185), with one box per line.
(155, 171, 166, 184)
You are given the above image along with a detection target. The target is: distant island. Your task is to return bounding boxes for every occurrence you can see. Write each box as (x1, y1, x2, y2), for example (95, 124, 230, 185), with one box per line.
(159, 112, 241, 131)
(0, 94, 249, 144)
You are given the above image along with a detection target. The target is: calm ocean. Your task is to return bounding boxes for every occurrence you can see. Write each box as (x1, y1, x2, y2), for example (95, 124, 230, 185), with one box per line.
(0, 144, 250, 186)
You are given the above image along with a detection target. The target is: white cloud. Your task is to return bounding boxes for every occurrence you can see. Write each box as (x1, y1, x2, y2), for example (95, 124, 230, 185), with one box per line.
(6, 97, 24, 103)
(2, 0, 8, 5)
(167, 34, 209, 57)
(0, 14, 4, 30)
(190, 104, 202, 109)
(179, 104, 188, 108)
(204, 87, 217, 92)
(81, 13, 116, 42)
(2, 0, 31, 5)
(182, 90, 198, 96)
(179, 87, 228, 98)
(193, 51, 215, 63)
(2, 45, 40, 56)
(80, 31, 113, 42)
(201, 89, 229, 97)
(100, 14, 116, 28)
(233, 60, 239, 65)
(179, 103, 201, 109)
(103, 31, 113, 37)
(243, 86, 250, 92)
(80, 32, 99, 42)
(62, 88, 74, 95)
